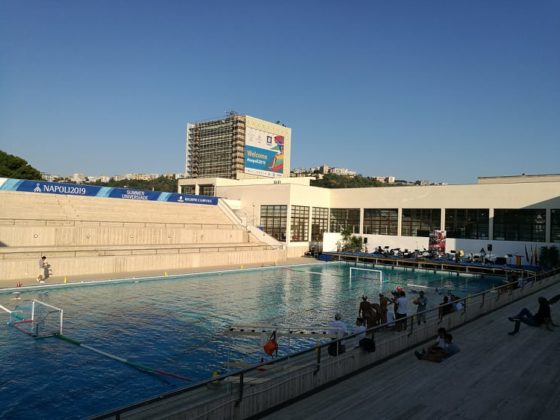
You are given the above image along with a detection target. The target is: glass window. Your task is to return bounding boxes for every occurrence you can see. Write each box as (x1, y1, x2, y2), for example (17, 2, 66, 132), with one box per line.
(363, 209, 398, 235)
(180, 185, 196, 195)
(493, 209, 546, 242)
(445, 209, 489, 239)
(552, 210, 560, 243)
(330, 208, 360, 233)
(260, 205, 287, 242)
(291, 205, 310, 242)
(311, 207, 329, 241)
(402, 209, 441, 237)
(199, 185, 215, 196)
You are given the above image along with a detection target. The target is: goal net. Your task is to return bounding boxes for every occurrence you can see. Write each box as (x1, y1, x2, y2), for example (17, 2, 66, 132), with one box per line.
(9, 300, 63, 338)
(349, 268, 383, 286)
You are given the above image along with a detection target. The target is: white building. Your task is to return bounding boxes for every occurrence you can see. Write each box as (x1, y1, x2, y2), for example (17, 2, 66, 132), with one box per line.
(178, 174, 560, 262)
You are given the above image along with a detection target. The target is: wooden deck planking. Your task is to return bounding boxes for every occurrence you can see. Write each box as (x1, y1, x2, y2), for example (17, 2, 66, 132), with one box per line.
(264, 282, 560, 420)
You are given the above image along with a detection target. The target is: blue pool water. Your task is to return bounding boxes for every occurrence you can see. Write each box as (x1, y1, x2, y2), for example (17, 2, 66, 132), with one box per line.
(0, 262, 504, 419)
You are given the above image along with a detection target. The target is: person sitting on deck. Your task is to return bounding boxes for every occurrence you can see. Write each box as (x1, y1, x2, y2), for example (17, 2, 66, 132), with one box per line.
(415, 333, 459, 362)
(352, 317, 367, 348)
(328, 313, 349, 356)
(416, 327, 446, 354)
(508, 297, 556, 335)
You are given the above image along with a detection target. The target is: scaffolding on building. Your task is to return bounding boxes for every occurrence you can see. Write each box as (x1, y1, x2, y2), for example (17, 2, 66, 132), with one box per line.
(186, 112, 246, 179)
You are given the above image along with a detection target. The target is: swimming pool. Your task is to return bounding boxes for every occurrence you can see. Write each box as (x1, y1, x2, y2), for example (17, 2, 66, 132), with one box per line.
(0, 262, 503, 419)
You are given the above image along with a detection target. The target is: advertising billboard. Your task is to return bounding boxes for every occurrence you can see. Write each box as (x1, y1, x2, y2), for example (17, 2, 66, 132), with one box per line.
(0, 178, 218, 205)
(428, 230, 447, 257)
(244, 126, 285, 178)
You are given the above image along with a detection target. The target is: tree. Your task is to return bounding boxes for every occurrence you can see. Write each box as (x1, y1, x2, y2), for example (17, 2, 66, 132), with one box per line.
(339, 227, 363, 252)
(346, 235, 364, 252)
(540, 246, 559, 270)
(91, 175, 178, 193)
(0, 150, 43, 180)
(311, 174, 383, 189)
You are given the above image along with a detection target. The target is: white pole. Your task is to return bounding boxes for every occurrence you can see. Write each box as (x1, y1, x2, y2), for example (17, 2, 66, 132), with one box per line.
(0, 304, 12, 314)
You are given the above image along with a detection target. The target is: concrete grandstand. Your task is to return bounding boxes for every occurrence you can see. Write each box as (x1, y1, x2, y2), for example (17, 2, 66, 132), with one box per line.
(0, 181, 286, 284)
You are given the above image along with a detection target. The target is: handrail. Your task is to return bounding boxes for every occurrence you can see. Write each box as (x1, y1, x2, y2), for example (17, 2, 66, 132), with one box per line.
(92, 265, 560, 419)
(328, 251, 537, 278)
(0, 217, 240, 230)
(0, 244, 285, 259)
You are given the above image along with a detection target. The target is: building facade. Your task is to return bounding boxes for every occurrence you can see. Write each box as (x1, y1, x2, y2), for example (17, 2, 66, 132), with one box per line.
(185, 114, 291, 182)
(178, 174, 560, 262)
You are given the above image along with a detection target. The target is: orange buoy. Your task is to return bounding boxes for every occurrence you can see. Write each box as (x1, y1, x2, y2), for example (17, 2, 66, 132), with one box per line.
(263, 331, 278, 356)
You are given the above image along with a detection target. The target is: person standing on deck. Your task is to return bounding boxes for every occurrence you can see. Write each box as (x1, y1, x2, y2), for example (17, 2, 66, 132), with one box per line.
(414, 290, 428, 325)
(37, 256, 50, 283)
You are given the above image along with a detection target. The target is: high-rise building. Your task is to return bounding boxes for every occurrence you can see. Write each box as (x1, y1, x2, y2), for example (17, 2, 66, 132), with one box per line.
(185, 113, 291, 179)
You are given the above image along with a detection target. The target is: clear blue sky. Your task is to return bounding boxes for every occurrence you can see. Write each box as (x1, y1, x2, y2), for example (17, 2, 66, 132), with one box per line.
(1, 0, 559, 184)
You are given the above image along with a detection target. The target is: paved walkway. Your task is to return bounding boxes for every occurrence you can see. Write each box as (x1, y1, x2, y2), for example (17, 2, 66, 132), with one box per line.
(263, 281, 560, 420)
(0, 257, 315, 290)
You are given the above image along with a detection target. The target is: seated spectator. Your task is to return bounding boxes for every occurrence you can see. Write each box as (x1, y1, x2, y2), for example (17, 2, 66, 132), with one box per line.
(439, 296, 454, 319)
(452, 295, 464, 312)
(328, 313, 348, 356)
(415, 333, 459, 362)
(351, 317, 367, 348)
(417, 327, 446, 354)
(508, 297, 556, 335)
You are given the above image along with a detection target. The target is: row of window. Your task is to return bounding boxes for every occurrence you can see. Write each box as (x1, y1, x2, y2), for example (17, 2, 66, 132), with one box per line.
(260, 206, 560, 243)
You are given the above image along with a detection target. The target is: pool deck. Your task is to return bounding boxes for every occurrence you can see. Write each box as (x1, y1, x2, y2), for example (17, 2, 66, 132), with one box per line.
(6, 256, 559, 419)
(263, 280, 560, 420)
(0, 256, 315, 290)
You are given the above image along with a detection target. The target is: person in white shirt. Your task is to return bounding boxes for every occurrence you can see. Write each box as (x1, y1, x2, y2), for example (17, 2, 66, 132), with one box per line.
(327, 313, 349, 356)
(37, 256, 50, 283)
(328, 313, 349, 339)
(395, 290, 409, 331)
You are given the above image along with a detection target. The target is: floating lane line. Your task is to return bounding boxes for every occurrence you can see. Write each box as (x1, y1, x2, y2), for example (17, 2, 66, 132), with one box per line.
(56, 334, 190, 382)
(287, 268, 345, 277)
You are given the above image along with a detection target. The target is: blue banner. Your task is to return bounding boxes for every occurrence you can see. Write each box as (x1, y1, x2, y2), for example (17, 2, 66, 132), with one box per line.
(0, 178, 218, 205)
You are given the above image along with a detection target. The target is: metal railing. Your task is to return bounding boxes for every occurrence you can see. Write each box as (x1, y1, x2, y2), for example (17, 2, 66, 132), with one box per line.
(0, 217, 241, 230)
(93, 266, 560, 420)
(0, 244, 285, 260)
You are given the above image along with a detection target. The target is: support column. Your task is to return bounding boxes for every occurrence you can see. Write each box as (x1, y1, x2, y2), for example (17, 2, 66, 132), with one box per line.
(488, 208, 494, 240)
(359, 208, 364, 235)
(546, 209, 551, 243)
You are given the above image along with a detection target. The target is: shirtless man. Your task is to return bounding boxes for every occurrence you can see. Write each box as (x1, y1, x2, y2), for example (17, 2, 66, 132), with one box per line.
(359, 296, 379, 328)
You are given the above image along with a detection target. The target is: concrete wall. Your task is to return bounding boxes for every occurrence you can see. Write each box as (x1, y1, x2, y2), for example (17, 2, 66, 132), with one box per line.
(0, 247, 285, 281)
(0, 224, 247, 248)
(329, 182, 560, 209)
(0, 191, 287, 281)
(323, 232, 551, 265)
(215, 181, 560, 251)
